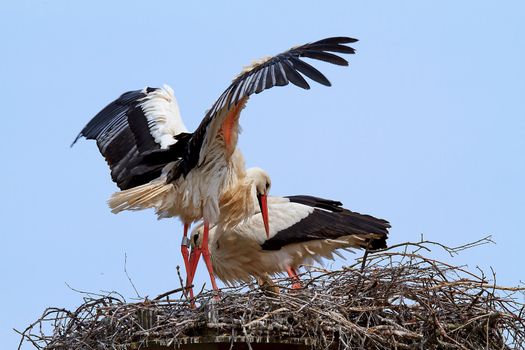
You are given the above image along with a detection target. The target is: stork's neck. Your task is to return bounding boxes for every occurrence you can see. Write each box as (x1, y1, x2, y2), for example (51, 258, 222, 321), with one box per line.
(198, 145, 246, 223)
(219, 175, 257, 229)
(224, 148, 246, 188)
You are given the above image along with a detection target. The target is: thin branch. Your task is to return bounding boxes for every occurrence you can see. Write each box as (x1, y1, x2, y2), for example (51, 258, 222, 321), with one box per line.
(124, 253, 142, 299)
(154, 286, 191, 301)
(17, 238, 525, 350)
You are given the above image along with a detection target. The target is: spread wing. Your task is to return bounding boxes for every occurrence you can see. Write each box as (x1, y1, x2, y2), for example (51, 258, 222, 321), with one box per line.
(180, 37, 358, 179)
(75, 37, 358, 188)
(72, 85, 187, 189)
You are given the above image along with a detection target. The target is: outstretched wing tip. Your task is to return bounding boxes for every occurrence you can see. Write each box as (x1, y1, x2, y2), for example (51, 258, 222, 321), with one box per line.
(315, 36, 359, 44)
(191, 35, 357, 165)
(340, 36, 358, 43)
(70, 135, 81, 147)
(228, 35, 355, 104)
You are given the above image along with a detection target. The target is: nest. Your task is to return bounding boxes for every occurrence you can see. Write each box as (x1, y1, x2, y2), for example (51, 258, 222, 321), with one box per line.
(18, 237, 525, 350)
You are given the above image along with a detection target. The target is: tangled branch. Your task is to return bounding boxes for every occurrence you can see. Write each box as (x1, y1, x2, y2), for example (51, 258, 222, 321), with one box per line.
(17, 237, 525, 349)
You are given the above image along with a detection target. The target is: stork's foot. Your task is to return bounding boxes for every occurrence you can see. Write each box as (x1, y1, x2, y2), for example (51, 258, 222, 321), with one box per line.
(286, 266, 302, 290)
(256, 275, 281, 295)
(291, 281, 302, 290)
(211, 290, 221, 301)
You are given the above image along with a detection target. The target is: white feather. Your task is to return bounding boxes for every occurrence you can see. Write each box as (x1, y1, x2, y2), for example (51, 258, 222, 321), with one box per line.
(232, 197, 314, 245)
(139, 84, 187, 149)
(108, 148, 246, 225)
(194, 196, 380, 285)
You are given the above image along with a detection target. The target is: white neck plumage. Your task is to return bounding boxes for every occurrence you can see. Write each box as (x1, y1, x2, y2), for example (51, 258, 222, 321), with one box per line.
(219, 166, 271, 229)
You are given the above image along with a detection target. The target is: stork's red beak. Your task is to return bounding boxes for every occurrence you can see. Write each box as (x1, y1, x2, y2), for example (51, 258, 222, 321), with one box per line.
(257, 193, 270, 238)
(187, 246, 201, 287)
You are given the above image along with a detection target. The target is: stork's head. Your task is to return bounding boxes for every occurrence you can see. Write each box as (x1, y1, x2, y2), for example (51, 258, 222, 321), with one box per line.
(246, 167, 271, 238)
(186, 223, 206, 286)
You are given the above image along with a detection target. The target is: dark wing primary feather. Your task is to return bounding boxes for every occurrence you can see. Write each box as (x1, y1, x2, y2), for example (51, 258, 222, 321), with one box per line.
(223, 36, 358, 108)
(180, 37, 358, 179)
(284, 195, 344, 212)
(72, 87, 182, 190)
(72, 89, 150, 189)
(72, 89, 146, 149)
(261, 196, 390, 251)
(75, 37, 358, 187)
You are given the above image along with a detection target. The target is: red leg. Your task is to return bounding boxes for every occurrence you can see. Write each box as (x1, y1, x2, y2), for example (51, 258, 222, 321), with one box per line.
(185, 248, 199, 307)
(201, 222, 220, 296)
(186, 241, 201, 288)
(187, 245, 202, 285)
(181, 223, 190, 277)
(286, 266, 302, 290)
(180, 222, 196, 302)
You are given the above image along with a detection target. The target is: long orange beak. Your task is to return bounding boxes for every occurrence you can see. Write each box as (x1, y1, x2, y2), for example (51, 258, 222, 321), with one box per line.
(257, 193, 270, 238)
(187, 246, 201, 287)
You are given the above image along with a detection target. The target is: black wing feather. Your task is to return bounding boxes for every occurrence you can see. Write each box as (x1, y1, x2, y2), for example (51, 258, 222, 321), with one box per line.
(312, 44, 356, 54)
(222, 36, 356, 107)
(281, 59, 310, 89)
(73, 88, 171, 189)
(72, 89, 145, 147)
(285, 195, 343, 211)
(311, 37, 359, 45)
(77, 37, 358, 187)
(261, 195, 390, 251)
(127, 105, 160, 153)
(288, 57, 331, 86)
(176, 37, 357, 181)
(274, 61, 288, 86)
(300, 50, 349, 66)
(255, 66, 269, 93)
(265, 64, 276, 89)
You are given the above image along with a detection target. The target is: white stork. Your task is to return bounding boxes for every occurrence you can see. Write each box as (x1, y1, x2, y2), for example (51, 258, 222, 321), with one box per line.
(188, 168, 390, 290)
(72, 37, 358, 293)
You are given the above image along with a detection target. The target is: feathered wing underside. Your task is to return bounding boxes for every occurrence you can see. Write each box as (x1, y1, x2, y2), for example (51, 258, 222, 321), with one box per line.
(185, 36, 358, 174)
(107, 178, 174, 214)
(80, 37, 358, 187)
(261, 195, 390, 251)
(128, 85, 187, 151)
(73, 85, 187, 190)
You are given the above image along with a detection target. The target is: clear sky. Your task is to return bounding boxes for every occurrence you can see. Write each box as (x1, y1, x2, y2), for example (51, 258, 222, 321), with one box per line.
(2, 1, 524, 348)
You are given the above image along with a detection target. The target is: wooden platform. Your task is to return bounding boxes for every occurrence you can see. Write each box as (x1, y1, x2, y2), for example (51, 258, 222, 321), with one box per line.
(127, 336, 311, 349)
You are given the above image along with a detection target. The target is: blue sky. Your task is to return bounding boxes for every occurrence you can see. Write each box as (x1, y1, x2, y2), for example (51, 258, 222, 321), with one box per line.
(2, 1, 524, 348)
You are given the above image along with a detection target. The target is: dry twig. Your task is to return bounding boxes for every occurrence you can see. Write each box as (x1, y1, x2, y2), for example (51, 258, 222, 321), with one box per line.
(17, 238, 524, 350)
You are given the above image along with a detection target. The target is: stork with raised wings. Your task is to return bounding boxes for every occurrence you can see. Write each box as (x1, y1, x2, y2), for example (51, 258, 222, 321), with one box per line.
(73, 37, 357, 293)
(188, 168, 390, 289)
